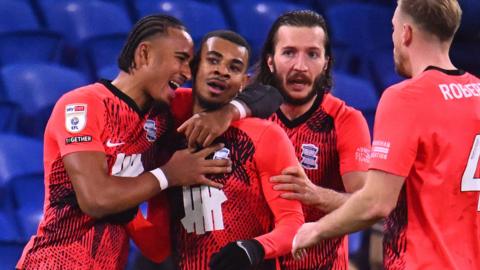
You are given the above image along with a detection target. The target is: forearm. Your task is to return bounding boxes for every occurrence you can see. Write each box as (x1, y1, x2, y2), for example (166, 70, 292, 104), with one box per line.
(78, 172, 161, 218)
(312, 190, 384, 241)
(255, 211, 304, 258)
(313, 187, 351, 213)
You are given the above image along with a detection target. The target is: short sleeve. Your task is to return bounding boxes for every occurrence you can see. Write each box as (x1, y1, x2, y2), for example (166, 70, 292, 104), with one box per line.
(336, 109, 371, 175)
(369, 88, 418, 176)
(49, 92, 106, 156)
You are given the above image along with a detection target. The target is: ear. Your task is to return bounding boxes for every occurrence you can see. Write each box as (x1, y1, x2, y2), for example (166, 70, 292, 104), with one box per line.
(134, 41, 151, 69)
(239, 74, 248, 92)
(324, 56, 330, 71)
(402, 23, 413, 47)
(267, 54, 274, 73)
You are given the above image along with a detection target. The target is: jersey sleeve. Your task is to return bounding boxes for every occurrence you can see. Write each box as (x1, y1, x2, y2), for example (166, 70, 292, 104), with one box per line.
(253, 123, 305, 259)
(49, 92, 106, 156)
(335, 109, 371, 175)
(369, 88, 418, 176)
(126, 192, 171, 263)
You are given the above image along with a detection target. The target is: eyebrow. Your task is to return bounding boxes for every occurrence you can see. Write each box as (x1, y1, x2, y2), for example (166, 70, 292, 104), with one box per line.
(281, 46, 322, 51)
(207, 51, 245, 67)
(175, 51, 191, 59)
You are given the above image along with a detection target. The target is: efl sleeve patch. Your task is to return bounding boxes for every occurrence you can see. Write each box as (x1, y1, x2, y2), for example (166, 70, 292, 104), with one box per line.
(65, 104, 87, 133)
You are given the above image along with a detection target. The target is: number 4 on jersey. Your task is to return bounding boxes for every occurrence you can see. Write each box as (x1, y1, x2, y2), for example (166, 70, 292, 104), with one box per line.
(461, 135, 480, 211)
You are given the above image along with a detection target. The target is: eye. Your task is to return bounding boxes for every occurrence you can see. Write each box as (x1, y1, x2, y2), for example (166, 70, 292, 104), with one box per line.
(230, 65, 242, 73)
(282, 49, 295, 58)
(176, 55, 188, 63)
(308, 51, 319, 59)
(207, 57, 219, 65)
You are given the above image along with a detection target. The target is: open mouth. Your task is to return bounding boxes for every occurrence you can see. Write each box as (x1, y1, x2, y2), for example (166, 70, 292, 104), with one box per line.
(168, 80, 180, 90)
(206, 80, 227, 93)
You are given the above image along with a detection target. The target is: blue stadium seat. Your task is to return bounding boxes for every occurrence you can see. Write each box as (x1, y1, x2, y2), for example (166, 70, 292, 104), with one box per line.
(134, 0, 228, 46)
(0, 102, 20, 133)
(0, 63, 89, 137)
(0, 0, 63, 65)
(332, 71, 378, 132)
(326, 3, 393, 76)
(85, 33, 126, 79)
(457, 0, 480, 40)
(367, 50, 403, 93)
(97, 64, 120, 80)
(38, 0, 132, 44)
(0, 134, 43, 241)
(227, 0, 306, 62)
(38, 0, 132, 68)
(0, 242, 25, 270)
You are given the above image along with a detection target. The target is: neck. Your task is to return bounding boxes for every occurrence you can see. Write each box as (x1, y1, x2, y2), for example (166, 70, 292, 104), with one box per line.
(279, 95, 317, 120)
(192, 99, 204, 114)
(409, 40, 455, 78)
(111, 71, 151, 110)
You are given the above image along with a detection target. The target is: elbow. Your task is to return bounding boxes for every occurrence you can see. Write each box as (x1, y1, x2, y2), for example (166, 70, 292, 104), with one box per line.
(364, 201, 395, 220)
(77, 194, 113, 219)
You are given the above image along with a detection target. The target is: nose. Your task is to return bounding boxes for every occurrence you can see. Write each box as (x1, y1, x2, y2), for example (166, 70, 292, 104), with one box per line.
(214, 63, 230, 78)
(293, 54, 308, 72)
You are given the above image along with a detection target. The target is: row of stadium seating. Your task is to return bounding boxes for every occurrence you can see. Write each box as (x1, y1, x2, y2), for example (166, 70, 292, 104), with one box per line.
(0, 62, 379, 138)
(0, 0, 478, 269)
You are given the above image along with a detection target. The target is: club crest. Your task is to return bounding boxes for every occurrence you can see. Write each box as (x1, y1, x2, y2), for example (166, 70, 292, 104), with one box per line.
(143, 119, 157, 142)
(300, 143, 318, 170)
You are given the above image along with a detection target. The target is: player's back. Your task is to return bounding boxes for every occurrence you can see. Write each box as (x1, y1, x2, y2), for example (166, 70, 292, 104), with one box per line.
(375, 67, 480, 270)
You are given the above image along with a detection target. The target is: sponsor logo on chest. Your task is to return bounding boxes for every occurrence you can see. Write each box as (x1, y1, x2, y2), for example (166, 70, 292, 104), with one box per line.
(65, 104, 87, 133)
(300, 143, 318, 170)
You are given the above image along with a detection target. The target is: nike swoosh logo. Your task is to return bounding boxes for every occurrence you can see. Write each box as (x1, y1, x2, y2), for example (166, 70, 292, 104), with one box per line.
(106, 139, 125, 147)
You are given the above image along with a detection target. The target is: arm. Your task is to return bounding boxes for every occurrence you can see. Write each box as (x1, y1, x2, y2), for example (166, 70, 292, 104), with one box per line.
(209, 123, 304, 270)
(292, 170, 404, 257)
(65, 144, 231, 218)
(293, 88, 418, 257)
(126, 193, 171, 263)
(178, 84, 283, 148)
(272, 107, 371, 212)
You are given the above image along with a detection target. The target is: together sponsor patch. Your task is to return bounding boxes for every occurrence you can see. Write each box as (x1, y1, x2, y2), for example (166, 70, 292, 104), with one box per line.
(65, 135, 93, 145)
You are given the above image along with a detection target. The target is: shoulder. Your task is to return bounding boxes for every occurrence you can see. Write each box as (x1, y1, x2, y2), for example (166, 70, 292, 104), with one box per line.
(322, 93, 366, 124)
(231, 118, 286, 142)
(57, 82, 107, 107)
(170, 88, 193, 124)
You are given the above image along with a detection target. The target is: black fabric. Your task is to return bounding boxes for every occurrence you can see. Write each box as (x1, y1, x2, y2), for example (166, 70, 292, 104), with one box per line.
(424, 66, 465, 76)
(99, 205, 139, 224)
(209, 239, 265, 270)
(275, 93, 323, 129)
(235, 83, 283, 119)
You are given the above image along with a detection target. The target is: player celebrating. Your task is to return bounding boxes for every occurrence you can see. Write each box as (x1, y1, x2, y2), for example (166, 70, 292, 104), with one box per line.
(128, 30, 305, 270)
(289, 1, 480, 269)
(253, 10, 371, 270)
(16, 14, 279, 269)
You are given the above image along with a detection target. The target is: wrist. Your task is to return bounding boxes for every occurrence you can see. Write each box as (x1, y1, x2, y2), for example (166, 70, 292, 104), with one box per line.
(150, 168, 169, 190)
(229, 100, 247, 120)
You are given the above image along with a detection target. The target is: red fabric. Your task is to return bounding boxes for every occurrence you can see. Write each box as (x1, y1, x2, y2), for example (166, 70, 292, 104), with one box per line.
(18, 81, 170, 270)
(269, 93, 371, 269)
(370, 69, 480, 270)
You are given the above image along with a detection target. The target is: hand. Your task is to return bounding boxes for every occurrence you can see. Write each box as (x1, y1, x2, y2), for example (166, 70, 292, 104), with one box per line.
(177, 105, 236, 149)
(161, 143, 231, 189)
(291, 222, 321, 260)
(209, 239, 265, 270)
(270, 166, 321, 206)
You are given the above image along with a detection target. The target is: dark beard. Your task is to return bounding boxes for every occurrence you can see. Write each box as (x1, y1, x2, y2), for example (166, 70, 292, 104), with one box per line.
(272, 68, 327, 106)
(192, 86, 225, 111)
